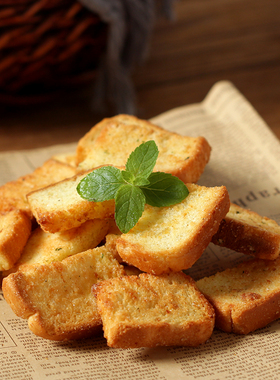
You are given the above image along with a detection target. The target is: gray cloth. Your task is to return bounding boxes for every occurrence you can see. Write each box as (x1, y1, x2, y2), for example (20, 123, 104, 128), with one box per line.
(78, 0, 175, 114)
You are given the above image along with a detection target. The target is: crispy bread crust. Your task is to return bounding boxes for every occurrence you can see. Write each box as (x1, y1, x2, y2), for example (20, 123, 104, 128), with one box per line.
(116, 184, 230, 274)
(76, 114, 211, 183)
(27, 170, 115, 233)
(2, 219, 111, 277)
(2, 247, 126, 341)
(94, 272, 215, 348)
(2, 271, 35, 319)
(197, 257, 280, 334)
(0, 210, 32, 271)
(2, 267, 102, 341)
(170, 135, 211, 183)
(0, 159, 77, 218)
(203, 288, 280, 335)
(27, 312, 103, 341)
(76, 117, 113, 165)
(212, 203, 280, 260)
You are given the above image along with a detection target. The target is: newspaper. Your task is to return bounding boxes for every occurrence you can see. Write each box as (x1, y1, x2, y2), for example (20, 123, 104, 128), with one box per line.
(1, 80, 280, 380)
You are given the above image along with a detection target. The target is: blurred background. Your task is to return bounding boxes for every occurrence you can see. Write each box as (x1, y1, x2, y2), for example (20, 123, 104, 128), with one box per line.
(0, 0, 280, 151)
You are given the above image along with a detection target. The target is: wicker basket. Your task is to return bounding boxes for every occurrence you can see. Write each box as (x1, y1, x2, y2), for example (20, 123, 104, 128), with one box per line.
(0, 0, 108, 103)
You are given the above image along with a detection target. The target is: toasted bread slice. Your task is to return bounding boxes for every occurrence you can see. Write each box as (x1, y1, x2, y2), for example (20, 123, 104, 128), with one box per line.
(3, 218, 111, 276)
(27, 170, 115, 233)
(76, 114, 211, 183)
(2, 246, 126, 341)
(197, 257, 280, 334)
(0, 210, 32, 271)
(76, 116, 112, 165)
(116, 183, 230, 275)
(212, 203, 280, 260)
(0, 159, 77, 218)
(94, 272, 215, 348)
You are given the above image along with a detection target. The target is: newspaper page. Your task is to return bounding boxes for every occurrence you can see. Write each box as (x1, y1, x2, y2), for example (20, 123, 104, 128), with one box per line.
(1, 80, 280, 380)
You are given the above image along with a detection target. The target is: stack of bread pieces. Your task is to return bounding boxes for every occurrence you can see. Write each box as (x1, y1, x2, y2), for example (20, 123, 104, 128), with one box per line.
(1, 115, 280, 348)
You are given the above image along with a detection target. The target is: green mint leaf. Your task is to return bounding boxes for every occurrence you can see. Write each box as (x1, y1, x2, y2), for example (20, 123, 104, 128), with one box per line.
(133, 176, 150, 187)
(121, 170, 135, 184)
(76, 140, 190, 234)
(77, 166, 125, 202)
(126, 140, 159, 179)
(115, 184, 146, 233)
(121, 170, 150, 187)
(141, 172, 189, 207)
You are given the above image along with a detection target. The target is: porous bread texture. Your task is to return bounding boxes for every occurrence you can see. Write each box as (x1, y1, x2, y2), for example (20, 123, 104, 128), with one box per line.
(3, 218, 111, 276)
(94, 272, 215, 348)
(116, 183, 230, 275)
(27, 170, 115, 233)
(76, 114, 211, 183)
(212, 203, 280, 260)
(0, 210, 32, 271)
(196, 257, 280, 334)
(2, 246, 126, 341)
(0, 159, 77, 218)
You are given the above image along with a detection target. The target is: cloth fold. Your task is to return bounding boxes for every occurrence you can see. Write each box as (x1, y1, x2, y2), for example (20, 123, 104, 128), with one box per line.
(78, 0, 175, 114)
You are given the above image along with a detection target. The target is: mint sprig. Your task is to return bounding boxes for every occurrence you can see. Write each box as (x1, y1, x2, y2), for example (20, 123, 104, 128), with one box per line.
(77, 140, 189, 233)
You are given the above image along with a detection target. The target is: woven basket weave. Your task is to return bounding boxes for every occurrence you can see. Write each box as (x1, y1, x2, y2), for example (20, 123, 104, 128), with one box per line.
(0, 0, 108, 103)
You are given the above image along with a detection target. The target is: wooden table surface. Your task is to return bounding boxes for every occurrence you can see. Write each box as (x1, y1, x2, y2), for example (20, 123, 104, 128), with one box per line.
(1, 0, 280, 152)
